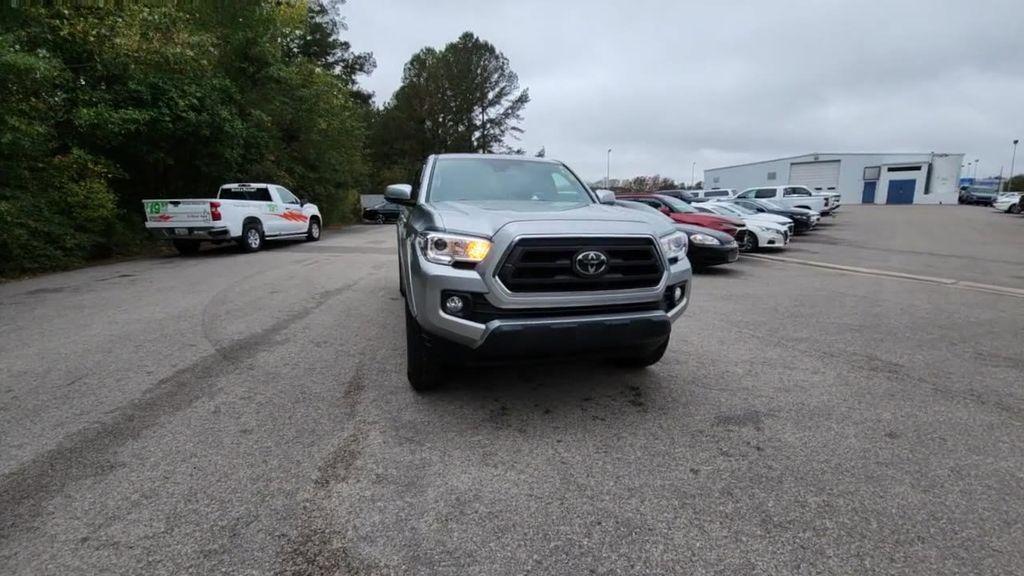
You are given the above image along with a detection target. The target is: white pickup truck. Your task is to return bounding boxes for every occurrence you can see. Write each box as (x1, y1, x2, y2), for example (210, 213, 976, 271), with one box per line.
(734, 185, 841, 216)
(143, 183, 322, 255)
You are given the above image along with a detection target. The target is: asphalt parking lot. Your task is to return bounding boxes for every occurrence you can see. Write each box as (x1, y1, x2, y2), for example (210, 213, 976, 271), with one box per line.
(1, 206, 1022, 575)
(777, 204, 1024, 289)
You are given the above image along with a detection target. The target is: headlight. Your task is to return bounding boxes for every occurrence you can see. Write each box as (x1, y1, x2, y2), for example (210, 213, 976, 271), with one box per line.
(660, 231, 688, 258)
(418, 232, 492, 265)
(689, 232, 721, 246)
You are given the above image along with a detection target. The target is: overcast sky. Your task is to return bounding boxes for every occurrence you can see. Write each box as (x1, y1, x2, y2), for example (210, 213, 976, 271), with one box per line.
(343, 0, 1024, 184)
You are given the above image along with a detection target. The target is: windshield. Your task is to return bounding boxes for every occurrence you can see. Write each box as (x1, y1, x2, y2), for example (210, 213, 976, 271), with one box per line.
(720, 202, 755, 215)
(428, 158, 592, 204)
(219, 186, 272, 202)
(659, 196, 696, 213)
(707, 204, 743, 217)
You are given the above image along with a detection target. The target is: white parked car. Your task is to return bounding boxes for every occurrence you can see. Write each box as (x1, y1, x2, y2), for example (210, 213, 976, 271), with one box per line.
(991, 192, 1021, 214)
(734, 185, 840, 215)
(143, 183, 322, 255)
(687, 189, 737, 202)
(700, 201, 795, 234)
(695, 202, 791, 251)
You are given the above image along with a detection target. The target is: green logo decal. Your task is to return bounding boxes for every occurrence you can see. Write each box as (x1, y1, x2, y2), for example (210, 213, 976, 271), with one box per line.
(146, 202, 167, 215)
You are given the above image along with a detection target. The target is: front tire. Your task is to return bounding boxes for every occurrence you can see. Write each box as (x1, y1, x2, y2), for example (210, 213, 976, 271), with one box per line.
(172, 240, 201, 256)
(1010, 202, 1022, 214)
(375, 213, 386, 225)
(405, 306, 443, 391)
(741, 231, 759, 252)
(307, 218, 321, 241)
(238, 222, 264, 253)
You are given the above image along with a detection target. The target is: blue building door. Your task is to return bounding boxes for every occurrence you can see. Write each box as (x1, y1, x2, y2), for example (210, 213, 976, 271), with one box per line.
(862, 181, 877, 203)
(886, 179, 916, 204)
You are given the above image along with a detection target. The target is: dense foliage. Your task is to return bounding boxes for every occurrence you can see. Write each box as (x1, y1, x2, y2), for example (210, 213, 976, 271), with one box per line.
(0, 4, 530, 277)
(613, 175, 684, 193)
(0, 2, 375, 276)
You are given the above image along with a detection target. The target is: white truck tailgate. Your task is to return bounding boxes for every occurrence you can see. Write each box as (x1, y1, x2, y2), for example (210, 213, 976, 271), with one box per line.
(143, 200, 213, 228)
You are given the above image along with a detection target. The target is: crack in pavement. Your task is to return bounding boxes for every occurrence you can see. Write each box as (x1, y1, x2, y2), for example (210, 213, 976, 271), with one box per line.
(274, 296, 404, 576)
(273, 361, 390, 576)
(0, 279, 363, 547)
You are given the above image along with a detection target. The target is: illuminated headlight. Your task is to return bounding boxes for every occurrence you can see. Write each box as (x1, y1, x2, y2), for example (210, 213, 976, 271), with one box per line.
(659, 231, 688, 258)
(418, 232, 492, 265)
(689, 232, 721, 246)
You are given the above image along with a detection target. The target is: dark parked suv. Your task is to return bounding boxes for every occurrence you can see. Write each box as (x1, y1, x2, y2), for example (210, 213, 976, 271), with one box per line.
(959, 186, 998, 205)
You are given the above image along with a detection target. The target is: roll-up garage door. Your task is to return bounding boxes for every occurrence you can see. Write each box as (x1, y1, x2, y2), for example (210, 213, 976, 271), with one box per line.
(789, 161, 840, 192)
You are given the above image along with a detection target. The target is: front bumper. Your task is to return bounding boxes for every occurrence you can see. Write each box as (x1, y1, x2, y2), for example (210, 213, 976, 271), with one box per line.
(792, 218, 814, 233)
(469, 312, 671, 359)
(407, 241, 692, 350)
(753, 228, 789, 247)
(688, 243, 739, 267)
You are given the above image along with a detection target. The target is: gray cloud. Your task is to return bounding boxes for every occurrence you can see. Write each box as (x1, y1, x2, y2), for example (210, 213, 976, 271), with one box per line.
(344, 0, 1024, 183)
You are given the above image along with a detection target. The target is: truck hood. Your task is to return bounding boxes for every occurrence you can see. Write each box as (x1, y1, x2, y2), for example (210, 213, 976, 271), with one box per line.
(429, 200, 677, 238)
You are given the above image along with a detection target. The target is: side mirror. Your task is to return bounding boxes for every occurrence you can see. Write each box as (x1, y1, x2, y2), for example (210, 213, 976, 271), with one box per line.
(595, 189, 616, 204)
(385, 184, 414, 205)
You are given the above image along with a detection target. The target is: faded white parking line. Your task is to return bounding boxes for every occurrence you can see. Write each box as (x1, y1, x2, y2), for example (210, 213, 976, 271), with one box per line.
(744, 253, 1024, 299)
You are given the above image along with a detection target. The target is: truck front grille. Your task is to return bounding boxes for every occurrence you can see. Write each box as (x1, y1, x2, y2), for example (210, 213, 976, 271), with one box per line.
(497, 237, 663, 293)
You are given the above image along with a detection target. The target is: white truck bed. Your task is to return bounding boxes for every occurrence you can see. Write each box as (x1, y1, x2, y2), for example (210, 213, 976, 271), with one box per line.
(142, 183, 322, 253)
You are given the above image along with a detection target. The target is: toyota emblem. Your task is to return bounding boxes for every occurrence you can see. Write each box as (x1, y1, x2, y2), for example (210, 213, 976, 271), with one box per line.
(573, 250, 609, 277)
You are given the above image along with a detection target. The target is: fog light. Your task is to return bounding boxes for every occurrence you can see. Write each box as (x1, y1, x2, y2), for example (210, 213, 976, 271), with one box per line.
(444, 295, 465, 315)
(673, 285, 684, 304)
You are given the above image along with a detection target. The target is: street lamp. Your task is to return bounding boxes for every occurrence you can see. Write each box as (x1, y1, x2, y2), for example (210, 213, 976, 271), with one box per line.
(691, 162, 697, 189)
(605, 148, 612, 189)
(974, 159, 979, 180)
(1010, 139, 1019, 192)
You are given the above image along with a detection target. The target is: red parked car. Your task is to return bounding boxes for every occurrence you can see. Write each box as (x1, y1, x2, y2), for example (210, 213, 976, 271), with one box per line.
(617, 193, 746, 237)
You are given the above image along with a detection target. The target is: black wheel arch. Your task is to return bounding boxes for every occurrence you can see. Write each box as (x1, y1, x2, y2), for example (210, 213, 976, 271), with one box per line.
(241, 216, 264, 234)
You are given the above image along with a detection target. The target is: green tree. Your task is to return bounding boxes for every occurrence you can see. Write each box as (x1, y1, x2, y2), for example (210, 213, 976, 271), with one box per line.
(0, 35, 118, 274)
(0, 2, 372, 276)
(291, 1, 375, 85)
(619, 175, 679, 193)
(369, 31, 530, 186)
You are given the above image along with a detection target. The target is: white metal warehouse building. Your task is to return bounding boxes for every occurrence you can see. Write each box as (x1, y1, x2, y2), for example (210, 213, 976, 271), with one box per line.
(704, 152, 965, 205)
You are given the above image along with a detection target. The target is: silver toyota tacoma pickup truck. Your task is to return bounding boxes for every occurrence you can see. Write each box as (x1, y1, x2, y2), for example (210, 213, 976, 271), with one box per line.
(386, 154, 692, 390)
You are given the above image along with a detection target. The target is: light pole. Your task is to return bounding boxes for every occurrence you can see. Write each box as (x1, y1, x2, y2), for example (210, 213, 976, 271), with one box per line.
(691, 162, 696, 189)
(605, 148, 612, 188)
(1010, 139, 1019, 192)
(974, 159, 979, 180)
